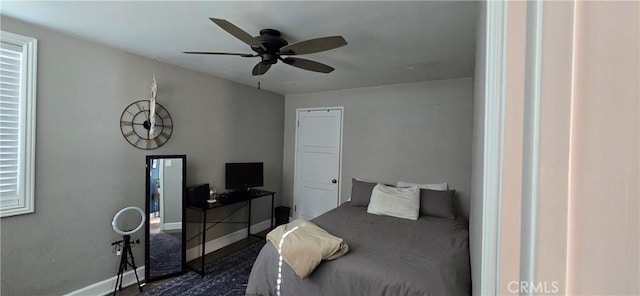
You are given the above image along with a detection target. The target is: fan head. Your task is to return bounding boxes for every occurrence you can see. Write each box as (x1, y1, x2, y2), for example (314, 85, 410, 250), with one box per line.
(184, 18, 347, 76)
(252, 29, 288, 64)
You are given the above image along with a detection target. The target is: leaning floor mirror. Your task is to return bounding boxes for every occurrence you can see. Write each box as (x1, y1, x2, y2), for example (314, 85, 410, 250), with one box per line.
(145, 155, 187, 282)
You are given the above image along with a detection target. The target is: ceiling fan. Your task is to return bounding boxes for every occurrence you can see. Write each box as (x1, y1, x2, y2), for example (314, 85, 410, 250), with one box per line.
(184, 18, 347, 76)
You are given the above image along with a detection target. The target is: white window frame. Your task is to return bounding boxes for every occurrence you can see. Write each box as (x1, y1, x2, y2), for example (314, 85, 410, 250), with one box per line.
(0, 31, 37, 218)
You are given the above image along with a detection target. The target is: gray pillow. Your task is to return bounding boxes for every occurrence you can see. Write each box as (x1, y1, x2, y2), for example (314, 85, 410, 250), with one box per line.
(419, 189, 456, 219)
(350, 178, 377, 206)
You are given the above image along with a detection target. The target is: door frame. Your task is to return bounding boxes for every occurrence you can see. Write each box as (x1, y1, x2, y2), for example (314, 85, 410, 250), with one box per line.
(481, 0, 542, 294)
(292, 106, 344, 219)
(158, 159, 165, 230)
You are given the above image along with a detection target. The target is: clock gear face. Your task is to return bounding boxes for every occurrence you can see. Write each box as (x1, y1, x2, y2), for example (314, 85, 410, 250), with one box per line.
(120, 100, 173, 150)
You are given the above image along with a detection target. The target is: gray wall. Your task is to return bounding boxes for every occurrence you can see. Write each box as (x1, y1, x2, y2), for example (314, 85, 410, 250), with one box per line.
(162, 159, 182, 225)
(470, 1, 487, 295)
(0, 17, 284, 295)
(283, 78, 473, 219)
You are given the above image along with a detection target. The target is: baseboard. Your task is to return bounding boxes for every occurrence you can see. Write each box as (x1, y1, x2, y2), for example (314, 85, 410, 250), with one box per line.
(66, 218, 272, 296)
(186, 218, 272, 261)
(65, 266, 145, 296)
(162, 222, 181, 231)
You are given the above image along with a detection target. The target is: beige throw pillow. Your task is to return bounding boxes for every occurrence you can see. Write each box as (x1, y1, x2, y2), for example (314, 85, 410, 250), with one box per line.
(367, 184, 420, 220)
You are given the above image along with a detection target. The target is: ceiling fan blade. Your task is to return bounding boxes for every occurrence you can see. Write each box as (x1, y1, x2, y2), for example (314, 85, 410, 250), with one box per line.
(209, 18, 266, 50)
(279, 36, 347, 55)
(281, 57, 335, 73)
(252, 62, 272, 76)
(183, 51, 256, 57)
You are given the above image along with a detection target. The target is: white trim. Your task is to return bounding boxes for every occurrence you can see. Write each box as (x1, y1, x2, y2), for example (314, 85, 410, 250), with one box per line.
(186, 218, 272, 261)
(292, 107, 344, 218)
(64, 266, 145, 296)
(158, 161, 165, 228)
(521, 0, 543, 291)
(293, 109, 300, 218)
(0, 31, 37, 218)
(337, 107, 344, 207)
(566, 1, 579, 292)
(162, 222, 182, 231)
(481, 1, 508, 295)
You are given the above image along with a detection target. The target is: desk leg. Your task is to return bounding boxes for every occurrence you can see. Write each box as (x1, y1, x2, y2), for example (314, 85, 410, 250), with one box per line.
(247, 200, 252, 238)
(271, 193, 274, 229)
(201, 209, 206, 276)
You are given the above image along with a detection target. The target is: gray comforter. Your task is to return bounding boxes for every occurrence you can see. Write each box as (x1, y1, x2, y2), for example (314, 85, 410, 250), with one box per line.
(246, 202, 471, 296)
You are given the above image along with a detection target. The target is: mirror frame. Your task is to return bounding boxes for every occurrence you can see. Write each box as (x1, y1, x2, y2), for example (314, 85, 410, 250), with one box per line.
(145, 154, 187, 282)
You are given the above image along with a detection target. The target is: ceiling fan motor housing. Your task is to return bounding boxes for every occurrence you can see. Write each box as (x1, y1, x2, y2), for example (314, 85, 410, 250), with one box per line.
(253, 29, 288, 64)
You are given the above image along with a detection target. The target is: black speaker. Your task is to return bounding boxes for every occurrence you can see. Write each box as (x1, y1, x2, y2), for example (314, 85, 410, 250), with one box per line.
(275, 206, 290, 226)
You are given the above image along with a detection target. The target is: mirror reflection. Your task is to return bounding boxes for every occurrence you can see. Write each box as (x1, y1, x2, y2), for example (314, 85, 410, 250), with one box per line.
(146, 155, 186, 281)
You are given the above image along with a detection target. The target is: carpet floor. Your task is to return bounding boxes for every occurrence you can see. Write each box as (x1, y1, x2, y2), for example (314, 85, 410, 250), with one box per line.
(141, 240, 265, 296)
(148, 231, 183, 279)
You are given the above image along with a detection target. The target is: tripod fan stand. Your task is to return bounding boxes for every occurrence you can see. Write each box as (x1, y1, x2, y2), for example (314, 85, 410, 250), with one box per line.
(111, 206, 146, 295)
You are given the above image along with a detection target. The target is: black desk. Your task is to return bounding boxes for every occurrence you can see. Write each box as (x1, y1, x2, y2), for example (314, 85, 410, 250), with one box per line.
(186, 189, 275, 276)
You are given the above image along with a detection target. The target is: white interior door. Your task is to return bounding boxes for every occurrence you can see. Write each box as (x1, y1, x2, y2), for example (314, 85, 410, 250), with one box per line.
(294, 108, 343, 220)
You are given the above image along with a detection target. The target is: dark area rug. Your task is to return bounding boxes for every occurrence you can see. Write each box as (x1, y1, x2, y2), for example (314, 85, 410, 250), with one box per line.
(148, 231, 183, 278)
(141, 240, 265, 296)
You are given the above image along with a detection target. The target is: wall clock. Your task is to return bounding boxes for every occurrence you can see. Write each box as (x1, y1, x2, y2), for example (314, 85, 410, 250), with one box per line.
(119, 100, 173, 150)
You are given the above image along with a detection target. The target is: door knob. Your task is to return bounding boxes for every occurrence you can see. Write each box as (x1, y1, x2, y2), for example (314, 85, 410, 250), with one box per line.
(331, 179, 337, 184)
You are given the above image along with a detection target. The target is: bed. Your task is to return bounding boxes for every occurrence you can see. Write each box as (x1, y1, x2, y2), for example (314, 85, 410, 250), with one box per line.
(246, 202, 471, 295)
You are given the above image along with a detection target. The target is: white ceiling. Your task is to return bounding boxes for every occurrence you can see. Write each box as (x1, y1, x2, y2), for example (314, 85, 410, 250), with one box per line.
(1, 1, 478, 95)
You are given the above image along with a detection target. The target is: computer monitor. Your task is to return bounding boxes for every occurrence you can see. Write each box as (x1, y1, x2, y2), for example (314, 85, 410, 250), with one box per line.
(225, 162, 263, 191)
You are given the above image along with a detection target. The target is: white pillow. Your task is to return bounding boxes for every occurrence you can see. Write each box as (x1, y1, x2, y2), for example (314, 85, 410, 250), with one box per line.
(367, 184, 420, 220)
(397, 181, 448, 191)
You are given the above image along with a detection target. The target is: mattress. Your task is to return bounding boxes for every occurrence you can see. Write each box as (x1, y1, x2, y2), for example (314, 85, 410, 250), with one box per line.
(246, 202, 471, 295)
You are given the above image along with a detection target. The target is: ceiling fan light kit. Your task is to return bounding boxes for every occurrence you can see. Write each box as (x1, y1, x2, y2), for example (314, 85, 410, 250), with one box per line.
(184, 18, 347, 76)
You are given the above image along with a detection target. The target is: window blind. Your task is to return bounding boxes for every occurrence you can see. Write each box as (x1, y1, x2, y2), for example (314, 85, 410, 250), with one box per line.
(0, 41, 24, 210)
